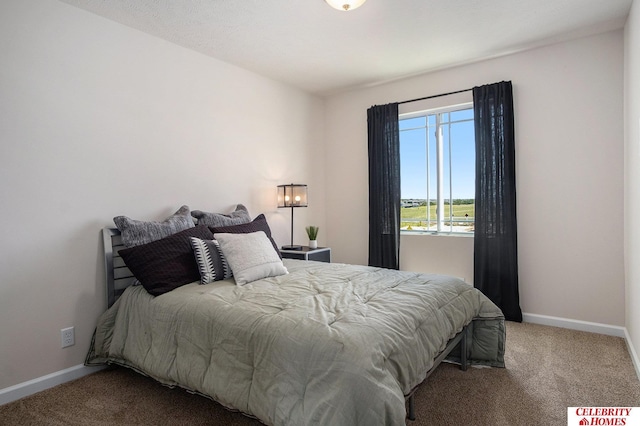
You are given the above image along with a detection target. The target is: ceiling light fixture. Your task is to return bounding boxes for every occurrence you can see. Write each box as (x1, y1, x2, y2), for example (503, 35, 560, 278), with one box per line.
(325, 0, 367, 11)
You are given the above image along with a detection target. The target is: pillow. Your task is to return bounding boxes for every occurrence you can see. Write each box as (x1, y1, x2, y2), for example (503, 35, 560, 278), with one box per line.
(209, 214, 281, 259)
(191, 204, 251, 228)
(190, 237, 233, 284)
(214, 231, 288, 285)
(114, 205, 195, 248)
(118, 225, 214, 296)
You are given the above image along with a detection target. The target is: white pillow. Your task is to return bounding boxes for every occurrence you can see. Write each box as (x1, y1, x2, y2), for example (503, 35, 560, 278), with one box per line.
(214, 231, 288, 285)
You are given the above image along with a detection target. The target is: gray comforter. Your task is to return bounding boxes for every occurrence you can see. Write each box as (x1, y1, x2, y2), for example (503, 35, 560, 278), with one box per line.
(87, 259, 505, 425)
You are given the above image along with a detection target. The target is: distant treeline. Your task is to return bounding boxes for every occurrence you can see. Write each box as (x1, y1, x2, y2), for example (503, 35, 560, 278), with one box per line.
(448, 199, 475, 205)
(402, 198, 475, 206)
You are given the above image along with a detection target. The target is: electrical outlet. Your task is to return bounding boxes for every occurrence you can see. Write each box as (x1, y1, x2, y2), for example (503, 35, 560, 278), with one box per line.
(61, 327, 75, 348)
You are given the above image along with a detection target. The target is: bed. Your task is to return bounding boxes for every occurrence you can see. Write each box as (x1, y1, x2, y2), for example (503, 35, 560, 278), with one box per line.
(86, 220, 505, 425)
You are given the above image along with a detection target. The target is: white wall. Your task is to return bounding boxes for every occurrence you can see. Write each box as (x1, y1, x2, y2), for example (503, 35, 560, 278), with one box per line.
(325, 31, 625, 327)
(400, 234, 474, 283)
(624, 0, 640, 373)
(0, 0, 325, 390)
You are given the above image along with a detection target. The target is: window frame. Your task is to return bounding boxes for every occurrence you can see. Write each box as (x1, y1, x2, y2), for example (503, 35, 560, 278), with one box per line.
(399, 102, 475, 236)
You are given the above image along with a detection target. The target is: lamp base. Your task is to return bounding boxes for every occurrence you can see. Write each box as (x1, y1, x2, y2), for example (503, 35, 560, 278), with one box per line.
(281, 245, 303, 251)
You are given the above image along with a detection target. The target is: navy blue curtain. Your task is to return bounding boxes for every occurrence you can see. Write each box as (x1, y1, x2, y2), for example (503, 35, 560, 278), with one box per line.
(367, 103, 400, 269)
(473, 81, 523, 322)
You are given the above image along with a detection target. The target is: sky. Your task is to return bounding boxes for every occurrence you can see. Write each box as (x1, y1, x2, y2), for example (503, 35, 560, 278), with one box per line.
(400, 108, 475, 200)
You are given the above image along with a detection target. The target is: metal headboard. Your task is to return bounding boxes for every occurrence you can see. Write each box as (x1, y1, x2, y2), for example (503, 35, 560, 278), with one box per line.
(102, 227, 137, 308)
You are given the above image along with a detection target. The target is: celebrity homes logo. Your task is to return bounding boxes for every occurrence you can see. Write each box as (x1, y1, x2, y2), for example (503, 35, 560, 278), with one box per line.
(568, 407, 639, 425)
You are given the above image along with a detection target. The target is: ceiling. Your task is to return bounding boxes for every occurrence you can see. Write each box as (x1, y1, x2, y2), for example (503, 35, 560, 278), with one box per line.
(59, 0, 633, 96)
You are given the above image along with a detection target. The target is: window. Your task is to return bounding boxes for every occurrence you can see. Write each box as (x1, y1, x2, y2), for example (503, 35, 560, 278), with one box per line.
(399, 104, 475, 234)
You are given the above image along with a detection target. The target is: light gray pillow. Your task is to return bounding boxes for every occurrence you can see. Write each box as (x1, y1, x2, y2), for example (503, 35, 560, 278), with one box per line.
(191, 204, 251, 228)
(214, 231, 288, 285)
(113, 205, 195, 248)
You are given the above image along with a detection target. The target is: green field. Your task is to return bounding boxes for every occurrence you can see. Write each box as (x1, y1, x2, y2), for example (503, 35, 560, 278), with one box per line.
(401, 204, 475, 230)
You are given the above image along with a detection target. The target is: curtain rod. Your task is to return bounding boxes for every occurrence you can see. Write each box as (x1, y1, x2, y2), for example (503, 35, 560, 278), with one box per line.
(397, 87, 472, 105)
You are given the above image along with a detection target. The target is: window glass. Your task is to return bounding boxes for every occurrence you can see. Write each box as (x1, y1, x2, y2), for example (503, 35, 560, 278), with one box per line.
(399, 116, 426, 130)
(450, 108, 474, 121)
(400, 105, 475, 234)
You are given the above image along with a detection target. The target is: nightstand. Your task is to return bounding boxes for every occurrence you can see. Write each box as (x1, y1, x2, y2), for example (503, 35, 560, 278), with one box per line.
(280, 246, 331, 263)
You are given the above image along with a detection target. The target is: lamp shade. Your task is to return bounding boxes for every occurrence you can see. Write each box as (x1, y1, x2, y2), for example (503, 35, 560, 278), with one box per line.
(325, 0, 367, 11)
(277, 184, 308, 208)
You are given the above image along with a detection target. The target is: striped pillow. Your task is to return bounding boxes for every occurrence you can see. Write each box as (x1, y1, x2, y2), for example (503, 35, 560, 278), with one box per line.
(190, 237, 233, 284)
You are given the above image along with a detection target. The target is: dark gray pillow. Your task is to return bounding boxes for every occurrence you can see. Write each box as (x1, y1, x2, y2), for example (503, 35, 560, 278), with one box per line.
(190, 237, 233, 284)
(114, 205, 195, 248)
(118, 226, 215, 296)
(191, 204, 251, 228)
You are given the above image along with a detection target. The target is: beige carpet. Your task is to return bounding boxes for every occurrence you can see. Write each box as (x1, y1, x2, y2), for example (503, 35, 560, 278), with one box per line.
(1, 322, 639, 425)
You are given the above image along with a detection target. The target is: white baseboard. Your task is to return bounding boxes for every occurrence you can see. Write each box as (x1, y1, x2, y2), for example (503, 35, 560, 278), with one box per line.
(522, 313, 626, 337)
(0, 364, 105, 406)
(624, 329, 640, 381)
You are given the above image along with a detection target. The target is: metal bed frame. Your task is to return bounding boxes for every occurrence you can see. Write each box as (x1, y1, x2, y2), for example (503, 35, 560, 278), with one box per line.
(404, 326, 468, 420)
(102, 227, 137, 308)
